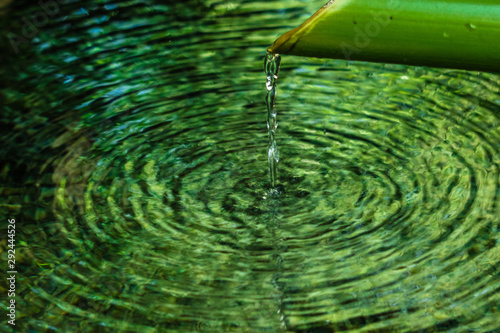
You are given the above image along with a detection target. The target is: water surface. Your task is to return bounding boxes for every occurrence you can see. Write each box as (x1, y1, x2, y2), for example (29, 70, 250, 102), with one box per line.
(0, 0, 499, 332)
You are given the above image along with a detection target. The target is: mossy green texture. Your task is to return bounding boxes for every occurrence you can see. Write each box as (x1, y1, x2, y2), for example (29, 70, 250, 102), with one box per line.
(268, 0, 500, 72)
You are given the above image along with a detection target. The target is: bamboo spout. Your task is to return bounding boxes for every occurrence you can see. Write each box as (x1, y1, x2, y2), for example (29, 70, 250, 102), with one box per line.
(268, 0, 500, 73)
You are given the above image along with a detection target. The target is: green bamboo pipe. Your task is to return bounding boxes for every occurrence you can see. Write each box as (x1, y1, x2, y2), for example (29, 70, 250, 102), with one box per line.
(268, 0, 500, 73)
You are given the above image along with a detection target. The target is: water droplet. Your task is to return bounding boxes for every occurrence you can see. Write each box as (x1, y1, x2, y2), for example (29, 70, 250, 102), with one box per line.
(466, 23, 477, 31)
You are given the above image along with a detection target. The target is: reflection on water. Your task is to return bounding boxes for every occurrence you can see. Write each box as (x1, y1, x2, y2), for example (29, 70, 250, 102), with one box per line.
(0, 0, 499, 332)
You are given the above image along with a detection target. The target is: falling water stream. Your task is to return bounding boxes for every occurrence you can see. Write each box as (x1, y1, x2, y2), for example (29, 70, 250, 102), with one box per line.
(265, 52, 282, 189)
(264, 51, 287, 329)
(1, 0, 499, 332)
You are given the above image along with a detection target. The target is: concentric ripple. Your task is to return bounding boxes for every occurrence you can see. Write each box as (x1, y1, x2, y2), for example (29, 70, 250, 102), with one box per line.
(270, 65, 500, 331)
(0, 0, 499, 332)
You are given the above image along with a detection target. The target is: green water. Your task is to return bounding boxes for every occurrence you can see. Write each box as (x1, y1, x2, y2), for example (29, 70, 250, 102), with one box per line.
(1, 0, 499, 332)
